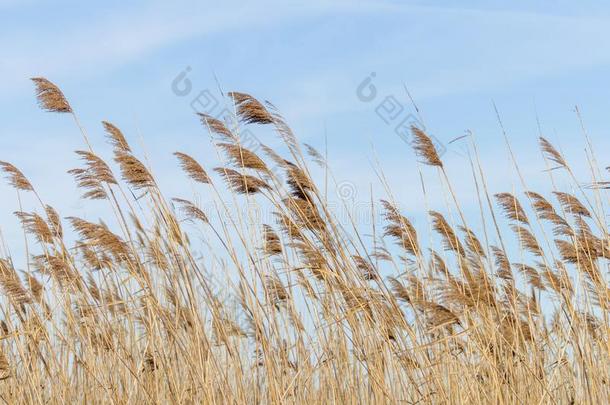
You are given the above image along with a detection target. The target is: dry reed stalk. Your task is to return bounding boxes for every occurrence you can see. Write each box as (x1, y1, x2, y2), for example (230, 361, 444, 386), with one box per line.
(0, 81, 604, 404)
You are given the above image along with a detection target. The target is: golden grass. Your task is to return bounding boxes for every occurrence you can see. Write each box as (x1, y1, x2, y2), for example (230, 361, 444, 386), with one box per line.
(0, 77, 606, 403)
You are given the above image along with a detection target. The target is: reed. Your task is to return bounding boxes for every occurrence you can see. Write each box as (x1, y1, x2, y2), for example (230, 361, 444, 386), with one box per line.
(0, 77, 606, 404)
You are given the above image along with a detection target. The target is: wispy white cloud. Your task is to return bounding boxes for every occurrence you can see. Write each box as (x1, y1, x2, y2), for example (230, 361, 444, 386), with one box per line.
(5, 1, 609, 105)
(0, 0, 393, 92)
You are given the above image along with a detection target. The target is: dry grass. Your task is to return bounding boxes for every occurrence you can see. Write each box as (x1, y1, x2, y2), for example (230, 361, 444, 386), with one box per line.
(0, 77, 607, 404)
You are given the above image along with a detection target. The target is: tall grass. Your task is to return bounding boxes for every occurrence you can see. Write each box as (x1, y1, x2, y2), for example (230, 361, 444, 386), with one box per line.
(0, 77, 607, 404)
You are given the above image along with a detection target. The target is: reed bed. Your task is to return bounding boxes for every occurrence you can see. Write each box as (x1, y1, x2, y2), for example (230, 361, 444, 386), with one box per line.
(0, 77, 607, 404)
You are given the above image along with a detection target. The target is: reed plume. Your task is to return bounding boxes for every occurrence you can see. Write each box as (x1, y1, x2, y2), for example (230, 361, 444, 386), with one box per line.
(411, 126, 443, 167)
(103, 121, 131, 152)
(31, 77, 72, 113)
(228, 92, 274, 124)
(172, 198, 209, 223)
(218, 143, 269, 172)
(214, 167, 270, 194)
(0, 161, 33, 191)
(114, 151, 155, 189)
(539, 137, 567, 168)
(197, 113, 235, 139)
(495, 192, 529, 224)
(174, 152, 211, 184)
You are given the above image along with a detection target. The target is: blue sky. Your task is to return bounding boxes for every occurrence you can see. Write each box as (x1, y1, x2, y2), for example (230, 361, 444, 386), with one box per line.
(1, 0, 609, 258)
